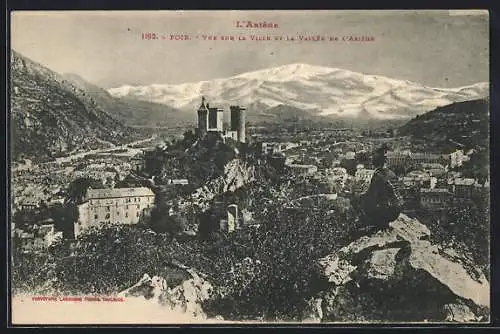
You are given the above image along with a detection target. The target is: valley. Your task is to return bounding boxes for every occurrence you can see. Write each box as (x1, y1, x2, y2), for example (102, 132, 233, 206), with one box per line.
(10, 50, 490, 324)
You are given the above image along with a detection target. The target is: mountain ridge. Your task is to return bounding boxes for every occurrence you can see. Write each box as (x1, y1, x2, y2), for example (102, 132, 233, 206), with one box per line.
(61, 72, 191, 128)
(10, 50, 145, 161)
(108, 63, 488, 120)
(398, 98, 489, 152)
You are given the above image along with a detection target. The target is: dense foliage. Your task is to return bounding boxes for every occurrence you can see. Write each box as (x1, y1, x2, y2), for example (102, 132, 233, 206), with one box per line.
(65, 177, 104, 204)
(12, 225, 204, 294)
(460, 148, 489, 183)
(203, 199, 358, 320)
(13, 203, 78, 238)
(12, 199, 359, 320)
(413, 194, 490, 277)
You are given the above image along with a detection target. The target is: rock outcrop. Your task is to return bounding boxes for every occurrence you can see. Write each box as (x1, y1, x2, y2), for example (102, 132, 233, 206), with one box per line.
(119, 266, 216, 321)
(190, 159, 256, 210)
(314, 214, 489, 323)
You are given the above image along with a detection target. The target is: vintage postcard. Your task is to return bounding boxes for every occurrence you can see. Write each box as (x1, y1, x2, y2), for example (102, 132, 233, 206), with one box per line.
(9, 10, 490, 325)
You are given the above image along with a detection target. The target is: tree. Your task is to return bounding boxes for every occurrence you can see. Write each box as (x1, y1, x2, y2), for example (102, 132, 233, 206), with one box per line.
(197, 209, 220, 241)
(66, 177, 103, 204)
(206, 203, 358, 321)
(151, 213, 189, 236)
(460, 149, 489, 183)
(48, 203, 79, 238)
(355, 151, 371, 167)
(183, 130, 196, 144)
(115, 174, 148, 188)
(340, 158, 357, 176)
(12, 209, 39, 227)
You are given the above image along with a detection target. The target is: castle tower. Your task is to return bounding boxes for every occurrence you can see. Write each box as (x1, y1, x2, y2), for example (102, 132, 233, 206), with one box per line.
(197, 96, 209, 136)
(227, 204, 238, 233)
(208, 107, 224, 132)
(230, 105, 247, 143)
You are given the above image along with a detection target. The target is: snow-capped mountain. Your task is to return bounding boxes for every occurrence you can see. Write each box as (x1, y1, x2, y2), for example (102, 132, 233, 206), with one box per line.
(108, 63, 489, 120)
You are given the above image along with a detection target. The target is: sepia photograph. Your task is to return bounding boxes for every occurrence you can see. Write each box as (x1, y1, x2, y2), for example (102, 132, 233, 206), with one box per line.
(9, 10, 490, 324)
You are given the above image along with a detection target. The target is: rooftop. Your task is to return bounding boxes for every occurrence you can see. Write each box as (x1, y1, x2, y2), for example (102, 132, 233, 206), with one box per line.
(86, 187, 154, 200)
(387, 151, 411, 157)
(356, 169, 375, 174)
(410, 153, 443, 159)
(403, 175, 431, 181)
(287, 163, 317, 168)
(421, 163, 445, 169)
(420, 188, 450, 193)
(453, 178, 476, 186)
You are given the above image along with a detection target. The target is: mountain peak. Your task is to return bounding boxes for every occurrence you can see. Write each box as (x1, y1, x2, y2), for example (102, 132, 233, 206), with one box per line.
(108, 64, 489, 120)
(234, 63, 337, 82)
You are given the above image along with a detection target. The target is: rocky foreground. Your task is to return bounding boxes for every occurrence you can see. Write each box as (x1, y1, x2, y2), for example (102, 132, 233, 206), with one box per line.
(119, 214, 489, 323)
(119, 264, 218, 321)
(310, 213, 489, 323)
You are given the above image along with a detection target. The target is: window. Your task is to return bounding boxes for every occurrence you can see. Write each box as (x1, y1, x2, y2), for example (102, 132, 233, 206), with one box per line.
(117, 211, 120, 216)
(94, 214, 98, 220)
(125, 212, 128, 218)
(106, 206, 110, 211)
(137, 205, 140, 209)
(126, 205, 129, 209)
(136, 212, 139, 217)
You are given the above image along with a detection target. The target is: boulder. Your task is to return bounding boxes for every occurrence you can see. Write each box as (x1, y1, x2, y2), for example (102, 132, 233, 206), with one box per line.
(365, 247, 401, 281)
(119, 266, 216, 321)
(119, 273, 166, 300)
(443, 302, 480, 322)
(315, 214, 490, 323)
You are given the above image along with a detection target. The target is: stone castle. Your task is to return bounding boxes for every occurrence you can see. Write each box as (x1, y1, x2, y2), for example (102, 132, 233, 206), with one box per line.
(196, 96, 246, 143)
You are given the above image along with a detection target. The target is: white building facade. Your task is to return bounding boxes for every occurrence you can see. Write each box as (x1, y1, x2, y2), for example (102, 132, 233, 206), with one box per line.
(74, 187, 155, 238)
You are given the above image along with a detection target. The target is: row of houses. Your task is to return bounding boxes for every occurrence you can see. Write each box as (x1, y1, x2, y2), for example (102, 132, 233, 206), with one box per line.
(387, 149, 469, 170)
(12, 220, 63, 253)
(260, 142, 299, 155)
(14, 184, 65, 213)
(348, 162, 488, 212)
(405, 177, 488, 211)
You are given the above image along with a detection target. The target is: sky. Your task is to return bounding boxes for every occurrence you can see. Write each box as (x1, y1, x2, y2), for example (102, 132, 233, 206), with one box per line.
(11, 10, 489, 88)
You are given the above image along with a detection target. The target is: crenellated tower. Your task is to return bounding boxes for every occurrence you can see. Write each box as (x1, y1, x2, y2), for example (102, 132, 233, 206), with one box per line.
(197, 96, 209, 137)
(230, 105, 247, 143)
